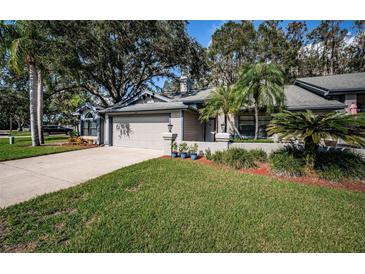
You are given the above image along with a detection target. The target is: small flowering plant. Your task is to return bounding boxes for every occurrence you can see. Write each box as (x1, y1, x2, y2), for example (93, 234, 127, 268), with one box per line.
(171, 141, 178, 153)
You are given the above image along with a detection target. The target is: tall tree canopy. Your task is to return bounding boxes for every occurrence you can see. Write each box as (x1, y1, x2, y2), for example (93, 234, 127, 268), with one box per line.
(45, 21, 207, 107)
(208, 21, 257, 86)
(208, 20, 364, 86)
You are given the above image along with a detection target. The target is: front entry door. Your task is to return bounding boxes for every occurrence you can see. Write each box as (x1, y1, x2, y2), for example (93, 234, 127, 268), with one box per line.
(205, 118, 216, 142)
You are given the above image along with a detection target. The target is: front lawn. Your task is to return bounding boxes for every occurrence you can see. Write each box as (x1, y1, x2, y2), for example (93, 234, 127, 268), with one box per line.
(1, 158, 364, 252)
(0, 136, 87, 161)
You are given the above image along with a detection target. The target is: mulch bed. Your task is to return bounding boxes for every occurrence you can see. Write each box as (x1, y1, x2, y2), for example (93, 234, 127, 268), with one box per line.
(61, 143, 98, 147)
(161, 155, 365, 193)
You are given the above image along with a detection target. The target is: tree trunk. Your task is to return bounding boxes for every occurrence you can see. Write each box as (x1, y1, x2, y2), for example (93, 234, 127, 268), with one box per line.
(37, 69, 44, 144)
(227, 115, 242, 139)
(224, 114, 227, 132)
(254, 103, 259, 140)
(9, 117, 12, 135)
(29, 63, 40, 146)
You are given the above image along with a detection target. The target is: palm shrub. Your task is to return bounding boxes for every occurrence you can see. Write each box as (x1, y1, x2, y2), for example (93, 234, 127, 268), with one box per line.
(200, 85, 245, 137)
(235, 63, 285, 139)
(267, 110, 365, 169)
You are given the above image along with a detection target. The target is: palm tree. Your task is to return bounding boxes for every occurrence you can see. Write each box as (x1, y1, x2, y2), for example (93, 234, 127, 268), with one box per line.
(7, 21, 45, 146)
(37, 69, 44, 144)
(267, 110, 365, 168)
(200, 85, 245, 138)
(235, 63, 285, 139)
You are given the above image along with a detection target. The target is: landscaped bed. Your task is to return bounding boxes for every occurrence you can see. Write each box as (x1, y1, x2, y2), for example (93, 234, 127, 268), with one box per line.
(0, 136, 93, 161)
(1, 158, 364, 252)
(183, 156, 365, 193)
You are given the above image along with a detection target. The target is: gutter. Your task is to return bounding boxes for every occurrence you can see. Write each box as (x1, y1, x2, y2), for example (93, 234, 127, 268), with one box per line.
(294, 80, 330, 97)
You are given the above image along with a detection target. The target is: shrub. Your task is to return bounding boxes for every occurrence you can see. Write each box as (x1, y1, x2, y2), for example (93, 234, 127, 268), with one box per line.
(269, 147, 305, 177)
(205, 148, 212, 160)
(211, 148, 257, 169)
(315, 150, 365, 182)
(248, 149, 268, 162)
(211, 150, 224, 164)
(233, 138, 274, 143)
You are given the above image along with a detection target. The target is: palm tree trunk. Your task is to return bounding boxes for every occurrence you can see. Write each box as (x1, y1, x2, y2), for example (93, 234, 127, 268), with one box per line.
(29, 63, 40, 146)
(254, 103, 259, 140)
(224, 114, 227, 132)
(227, 115, 242, 139)
(37, 69, 44, 144)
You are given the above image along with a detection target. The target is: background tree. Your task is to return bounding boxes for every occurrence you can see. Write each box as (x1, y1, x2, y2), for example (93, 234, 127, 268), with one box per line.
(236, 63, 285, 139)
(208, 21, 257, 86)
(45, 21, 207, 106)
(284, 21, 307, 80)
(346, 20, 365, 72)
(307, 20, 348, 76)
(257, 21, 288, 66)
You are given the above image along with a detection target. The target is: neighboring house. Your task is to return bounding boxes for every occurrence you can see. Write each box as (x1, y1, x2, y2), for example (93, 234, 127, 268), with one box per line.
(74, 103, 104, 143)
(92, 72, 364, 149)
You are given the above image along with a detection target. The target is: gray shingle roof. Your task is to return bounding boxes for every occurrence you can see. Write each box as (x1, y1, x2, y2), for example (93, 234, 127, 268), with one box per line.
(172, 87, 215, 103)
(296, 72, 365, 94)
(285, 85, 345, 110)
(99, 102, 194, 114)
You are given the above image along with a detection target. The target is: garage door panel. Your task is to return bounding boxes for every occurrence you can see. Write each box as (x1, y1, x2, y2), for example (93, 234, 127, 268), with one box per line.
(114, 114, 169, 124)
(112, 114, 168, 149)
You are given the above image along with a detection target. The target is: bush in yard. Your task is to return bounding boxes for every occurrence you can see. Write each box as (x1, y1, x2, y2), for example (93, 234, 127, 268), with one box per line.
(211, 148, 257, 169)
(269, 147, 305, 177)
(315, 150, 365, 182)
(248, 149, 268, 162)
(205, 148, 212, 160)
(211, 150, 225, 164)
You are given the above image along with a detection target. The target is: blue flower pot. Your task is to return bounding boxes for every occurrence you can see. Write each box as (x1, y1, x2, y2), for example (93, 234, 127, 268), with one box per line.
(180, 152, 187, 159)
(171, 152, 178, 158)
(190, 153, 198, 160)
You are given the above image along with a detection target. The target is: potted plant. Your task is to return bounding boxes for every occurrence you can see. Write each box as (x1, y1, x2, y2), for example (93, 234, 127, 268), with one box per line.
(178, 142, 188, 159)
(189, 143, 199, 160)
(171, 141, 178, 158)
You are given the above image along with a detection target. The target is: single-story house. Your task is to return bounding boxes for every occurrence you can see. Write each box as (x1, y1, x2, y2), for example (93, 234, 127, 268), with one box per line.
(73, 103, 104, 143)
(77, 72, 365, 150)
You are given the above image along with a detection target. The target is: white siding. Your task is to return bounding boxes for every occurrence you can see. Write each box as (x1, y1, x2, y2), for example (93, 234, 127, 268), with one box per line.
(112, 114, 169, 149)
(170, 111, 183, 142)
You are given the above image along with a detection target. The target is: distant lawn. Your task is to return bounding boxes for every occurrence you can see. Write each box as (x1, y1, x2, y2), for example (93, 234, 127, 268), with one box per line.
(6, 131, 31, 137)
(0, 135, 87, 161)
(1, 158, 364, 252)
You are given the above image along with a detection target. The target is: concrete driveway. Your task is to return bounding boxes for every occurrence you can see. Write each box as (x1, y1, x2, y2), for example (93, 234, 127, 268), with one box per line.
(0, 146, 163, 208)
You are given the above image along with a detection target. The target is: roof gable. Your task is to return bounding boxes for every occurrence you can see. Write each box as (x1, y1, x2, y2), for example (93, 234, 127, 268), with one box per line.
(296, 72, 365, 95)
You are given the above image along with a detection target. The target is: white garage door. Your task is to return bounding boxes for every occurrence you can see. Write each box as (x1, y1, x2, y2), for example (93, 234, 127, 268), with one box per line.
(112, 114, 169, 149)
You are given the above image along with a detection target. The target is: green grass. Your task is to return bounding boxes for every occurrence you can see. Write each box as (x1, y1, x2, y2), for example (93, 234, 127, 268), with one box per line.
(6, 131, 31, 136)
(1, 158, 364, 252)
(0, 135, 87, 161)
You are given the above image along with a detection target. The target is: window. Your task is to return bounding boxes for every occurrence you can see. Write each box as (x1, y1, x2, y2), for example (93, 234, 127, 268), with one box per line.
(84, 112, 93, 119)
(238, 115, 271, 138)
(81, 120, 97, 136)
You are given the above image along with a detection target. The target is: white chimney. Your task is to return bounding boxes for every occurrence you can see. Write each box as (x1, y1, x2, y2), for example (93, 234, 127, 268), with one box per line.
(180, 74, 192, 94)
